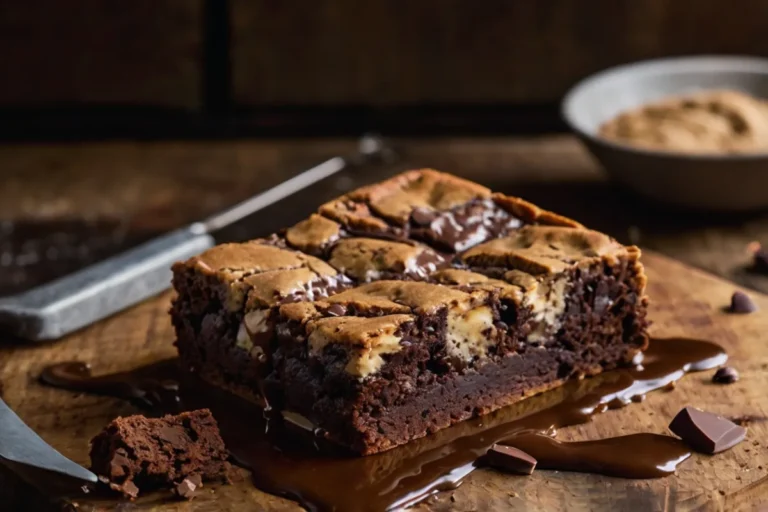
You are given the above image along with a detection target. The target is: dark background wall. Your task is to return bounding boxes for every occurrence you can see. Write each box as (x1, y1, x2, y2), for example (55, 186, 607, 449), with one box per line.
(2, 0, 768, 138)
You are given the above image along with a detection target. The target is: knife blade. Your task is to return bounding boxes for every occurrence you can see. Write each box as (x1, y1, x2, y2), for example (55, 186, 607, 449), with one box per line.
(0, 135, 387, 341)
(0, 397, 97, 485)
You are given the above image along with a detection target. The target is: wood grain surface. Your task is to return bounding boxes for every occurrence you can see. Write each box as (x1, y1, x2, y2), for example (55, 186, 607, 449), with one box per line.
(1, 251, 766, 511)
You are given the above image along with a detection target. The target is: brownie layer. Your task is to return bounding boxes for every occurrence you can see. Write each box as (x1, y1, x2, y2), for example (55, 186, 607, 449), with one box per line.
(170, 169, 649, 455)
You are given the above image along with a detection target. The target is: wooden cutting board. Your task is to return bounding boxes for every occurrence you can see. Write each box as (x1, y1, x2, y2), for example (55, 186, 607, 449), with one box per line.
(1, 250, 767, 511)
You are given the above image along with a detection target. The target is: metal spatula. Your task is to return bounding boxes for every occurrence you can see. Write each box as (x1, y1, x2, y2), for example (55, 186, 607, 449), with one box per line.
(0, 397, 97, 489)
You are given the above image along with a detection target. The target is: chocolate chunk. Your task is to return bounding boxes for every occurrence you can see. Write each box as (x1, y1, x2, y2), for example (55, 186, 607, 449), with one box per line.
(410, 208, 437, 226)
(729, 291, 758, 314)
(712, 367, 739, 384)
(669, 406, 746, 454)
(326, 303, 347, 317)
(484, 443, 537, 475)
(175, 475, 202, 499)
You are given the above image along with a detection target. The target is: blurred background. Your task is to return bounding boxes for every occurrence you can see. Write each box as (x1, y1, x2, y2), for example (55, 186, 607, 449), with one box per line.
(3, 0, 768, 296)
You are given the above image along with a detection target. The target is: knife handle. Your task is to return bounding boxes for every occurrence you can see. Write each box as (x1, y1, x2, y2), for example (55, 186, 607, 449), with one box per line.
(0, 225, 214, 341)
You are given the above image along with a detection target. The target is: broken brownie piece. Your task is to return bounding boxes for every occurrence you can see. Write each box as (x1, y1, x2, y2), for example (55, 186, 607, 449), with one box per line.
(171, 169, 649, 455)
(89, 409, 229, 498)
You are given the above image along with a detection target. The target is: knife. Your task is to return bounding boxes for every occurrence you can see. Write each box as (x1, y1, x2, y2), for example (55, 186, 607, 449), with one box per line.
(0, 397, 98, 489)
(0, 135, 387, 341)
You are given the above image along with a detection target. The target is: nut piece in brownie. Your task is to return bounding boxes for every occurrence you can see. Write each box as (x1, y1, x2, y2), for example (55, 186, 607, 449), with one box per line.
(171, 169, 648, 455)
(90, 409, 229, 499)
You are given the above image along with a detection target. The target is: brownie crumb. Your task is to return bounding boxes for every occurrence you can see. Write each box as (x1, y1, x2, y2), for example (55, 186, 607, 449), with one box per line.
(90, 409, 229, 498)
(175, 475, 203, 500)
(712, 367, 739, 384)
(729, 291, 758, 314)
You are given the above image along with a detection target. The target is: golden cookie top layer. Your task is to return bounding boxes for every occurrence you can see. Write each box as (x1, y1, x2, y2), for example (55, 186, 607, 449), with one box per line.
(284, 214, 342, 255)
(321, 169, 491, 227)
(176, 240, 346, 311)
(328, 237, 445, 281)
(462, 226, 628, 275)
(183, 241, 336, 281)
(174, 170, 646, 372)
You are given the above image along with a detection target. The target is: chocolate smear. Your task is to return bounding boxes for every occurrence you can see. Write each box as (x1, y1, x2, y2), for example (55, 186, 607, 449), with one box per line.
(499, 432, 691, 479)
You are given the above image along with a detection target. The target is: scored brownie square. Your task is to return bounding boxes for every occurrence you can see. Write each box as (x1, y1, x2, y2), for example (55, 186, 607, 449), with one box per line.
(171, 169, 648, 455)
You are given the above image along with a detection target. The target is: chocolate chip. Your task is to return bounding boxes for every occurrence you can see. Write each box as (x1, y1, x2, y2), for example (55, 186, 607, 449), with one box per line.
(712, 367, 739, 384)
(729, 291, 758, 314)
(326, 303, 347, 317)
(484, 443, 537, 475)
(410, 208, 437, 226)
(669, 406, 746, 454)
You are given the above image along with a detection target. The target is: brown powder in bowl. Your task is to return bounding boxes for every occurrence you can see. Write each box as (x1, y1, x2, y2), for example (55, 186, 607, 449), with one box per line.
(599, 90, 768, 154)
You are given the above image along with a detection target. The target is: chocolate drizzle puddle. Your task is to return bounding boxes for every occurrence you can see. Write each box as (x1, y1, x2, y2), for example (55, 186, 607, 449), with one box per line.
(495, 432, 690, 479)
(40, 337, 725, 512)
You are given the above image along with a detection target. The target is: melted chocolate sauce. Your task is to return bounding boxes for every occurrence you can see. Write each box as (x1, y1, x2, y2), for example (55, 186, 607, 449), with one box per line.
(41, 337, 725, 512)
(496, 432, 690, 479)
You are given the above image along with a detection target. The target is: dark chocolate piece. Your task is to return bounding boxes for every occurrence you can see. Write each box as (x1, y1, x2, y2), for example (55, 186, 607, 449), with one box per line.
(669, 406, 746, 454)
(485, 444, 537, 475)
(90, 409, 229, 497)
(712, 366, 739, 384)
(729, 291, 758, 314)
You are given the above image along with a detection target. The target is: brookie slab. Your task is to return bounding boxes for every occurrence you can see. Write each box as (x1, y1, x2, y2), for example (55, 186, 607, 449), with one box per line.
(171, 170, 649, 454)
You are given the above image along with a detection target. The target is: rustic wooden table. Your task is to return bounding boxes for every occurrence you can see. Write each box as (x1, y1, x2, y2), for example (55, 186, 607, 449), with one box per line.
(2, 135, 768, 511)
